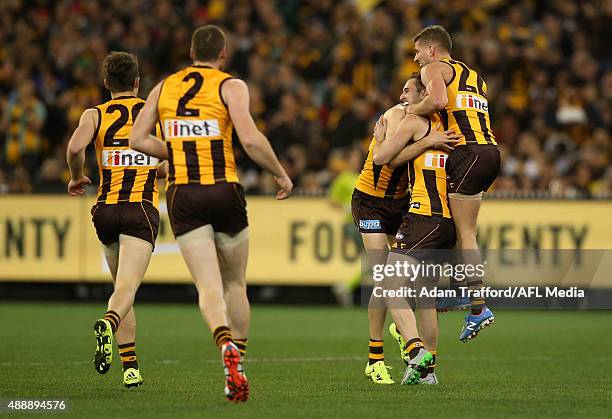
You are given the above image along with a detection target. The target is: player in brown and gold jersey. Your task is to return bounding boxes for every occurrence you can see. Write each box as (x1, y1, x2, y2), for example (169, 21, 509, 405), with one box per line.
(409, 25, 498, 341)
(67, 52, 164, 388)
(353, 75, 459, 384)
(129, 25, 292, 403)
(372, 73, 458, 385)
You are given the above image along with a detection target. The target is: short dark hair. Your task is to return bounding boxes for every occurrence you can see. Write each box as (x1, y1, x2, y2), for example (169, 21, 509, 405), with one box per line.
(413, 25, 452, 53)
(102, 52, 139, 92)
(408, 72, 425, 92)
(191, 25, 226, 62)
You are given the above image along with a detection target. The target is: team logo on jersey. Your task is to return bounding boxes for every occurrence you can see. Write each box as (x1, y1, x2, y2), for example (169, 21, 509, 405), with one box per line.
(410, 202, 421, 209)
(359, 219, 381, 230)
(424, 152, 447, 169)
(102, 150, 159, 168)
(456, 94, 488, 113)
(164, 119, 220, 138)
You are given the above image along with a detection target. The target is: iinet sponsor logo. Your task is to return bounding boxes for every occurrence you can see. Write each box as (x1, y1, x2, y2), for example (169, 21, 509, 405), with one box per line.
(424, 152, 447, 169)
(164, 119, 220, 138)
(102, 150, 159, 167)
(456, 94, 488, 113)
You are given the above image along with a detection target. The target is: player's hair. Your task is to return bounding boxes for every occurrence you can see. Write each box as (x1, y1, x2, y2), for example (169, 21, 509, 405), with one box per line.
(408, 72, 426, 92)
(413, 25, 452, 53)
(102, 52, 139, 93)
(191, 25, 226, 62)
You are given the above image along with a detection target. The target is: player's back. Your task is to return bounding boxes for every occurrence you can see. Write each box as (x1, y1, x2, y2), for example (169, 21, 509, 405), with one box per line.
(158, 65, 238, 186)
(439, 58, 497, 147)
(408, 113, 450, 218)
(94, 96, 160, 207)
(355, 105, 409, 199)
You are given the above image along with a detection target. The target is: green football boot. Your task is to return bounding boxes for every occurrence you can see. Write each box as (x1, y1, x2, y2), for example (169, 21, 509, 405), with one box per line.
(389, 323, 408, 363)
(364, 360, 395, 384)
(93, 319, 113, 374)
(123, 368, 143, 388)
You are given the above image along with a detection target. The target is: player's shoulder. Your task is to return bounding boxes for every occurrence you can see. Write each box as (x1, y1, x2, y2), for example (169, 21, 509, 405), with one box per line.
(384, 103, 408, 118)
(421, 61, 451, 75)
(82, 107, 99, 119)
(78, 107, 99, 127)
(221, 78, 248, 98)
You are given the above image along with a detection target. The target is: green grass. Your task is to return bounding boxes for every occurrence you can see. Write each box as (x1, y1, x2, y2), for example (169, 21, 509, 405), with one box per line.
(0, 303, 611, 418)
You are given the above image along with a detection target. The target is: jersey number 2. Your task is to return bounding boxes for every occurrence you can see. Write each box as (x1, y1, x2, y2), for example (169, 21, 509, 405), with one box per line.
(177, 72, 204, 117)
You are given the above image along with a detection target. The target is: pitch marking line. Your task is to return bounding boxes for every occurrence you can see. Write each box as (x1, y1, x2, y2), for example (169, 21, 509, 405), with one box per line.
(2, 355, 612, 368)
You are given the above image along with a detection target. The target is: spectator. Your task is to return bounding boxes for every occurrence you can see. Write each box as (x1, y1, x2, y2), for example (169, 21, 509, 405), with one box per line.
(0, 0, 609, 198)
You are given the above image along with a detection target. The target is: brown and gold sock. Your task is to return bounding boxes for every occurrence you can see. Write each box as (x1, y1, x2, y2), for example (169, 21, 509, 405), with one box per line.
(428, 350, 437, 374)
(213, 326, 233, 348)
(403, 338, 425, 360)
(103, 310, 120, 333)
(368, 339, 384, 365)
(234, 338, 248, 357)
(118, 342, 138, 371)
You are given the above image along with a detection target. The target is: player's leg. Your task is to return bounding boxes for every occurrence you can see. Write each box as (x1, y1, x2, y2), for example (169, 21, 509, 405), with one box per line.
(450, 195, 495, 341)
(168, 184, 248, 402)
(178, 225, 229, 336)
(94, 235, 152, 375)
(447, 145, 500, 340)
(384, 251, 433, 385)
(105, 235, 152, 322)
(216, 228, 250, 357)
(387, 214, 454, 384)
(362, 232, 394, 384)
(101, 243, 142, 387)
(450, 196, 484, 307)
(435, 245, 471, 312)
(177, 224, 249, 402)
(416, 306, 439, 384)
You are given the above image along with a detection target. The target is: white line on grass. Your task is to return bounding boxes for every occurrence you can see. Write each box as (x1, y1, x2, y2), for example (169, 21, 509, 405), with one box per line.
(2, 355, 612, 368)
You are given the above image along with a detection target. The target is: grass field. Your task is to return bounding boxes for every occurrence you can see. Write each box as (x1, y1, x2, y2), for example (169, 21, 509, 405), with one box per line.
(1, 303, 611, 418)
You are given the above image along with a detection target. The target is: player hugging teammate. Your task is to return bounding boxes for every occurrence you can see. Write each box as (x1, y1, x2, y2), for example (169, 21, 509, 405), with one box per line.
(354, 25, 500, 385)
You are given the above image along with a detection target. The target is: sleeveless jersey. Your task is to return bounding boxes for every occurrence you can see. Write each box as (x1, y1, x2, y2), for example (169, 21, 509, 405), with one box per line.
(355, 138, 409, 199)
(439, 57, 497, 146)
(408, 114, 451, 218)
(157, 65, 238, 186)
(93, 96, 161, 207)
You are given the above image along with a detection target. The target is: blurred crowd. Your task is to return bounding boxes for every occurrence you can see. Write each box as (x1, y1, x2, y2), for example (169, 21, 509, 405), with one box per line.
(0, 0, 610, 197)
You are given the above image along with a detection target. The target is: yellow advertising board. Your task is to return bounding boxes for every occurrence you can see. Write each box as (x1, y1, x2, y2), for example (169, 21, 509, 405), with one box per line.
(0, 196, 611, 285)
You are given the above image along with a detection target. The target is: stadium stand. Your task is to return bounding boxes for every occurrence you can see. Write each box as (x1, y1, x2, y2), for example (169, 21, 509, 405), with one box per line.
(0, 0, 610, 197)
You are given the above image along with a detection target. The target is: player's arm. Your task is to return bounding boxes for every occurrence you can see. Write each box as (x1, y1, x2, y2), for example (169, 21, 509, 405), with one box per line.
(66, 108, 97, 196)
(222, 78, 293, 200)
(129, 82, 168, 160)
(156, 160, 168, 178)
(388, 130, 460, 168)
(372, 113, 419, 165)
(407, 63, 449, 115)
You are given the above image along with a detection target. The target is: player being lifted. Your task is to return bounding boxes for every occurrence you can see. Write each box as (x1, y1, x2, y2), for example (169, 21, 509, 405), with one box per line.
(373, 72, 457, 385)
(66, 52, 164, 388)
(353, 89, 458, 384)
(409, 25, 500, 341)
(129, 25, 292, 403)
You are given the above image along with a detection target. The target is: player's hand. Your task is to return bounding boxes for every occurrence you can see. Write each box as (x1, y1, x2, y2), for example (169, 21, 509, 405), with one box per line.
(67, 176, 91, 196)
(373, 116, 387, 143)
(274, 175, 293, 200)
(423, 130, 461, 152)
(156, 161, 169, 178)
